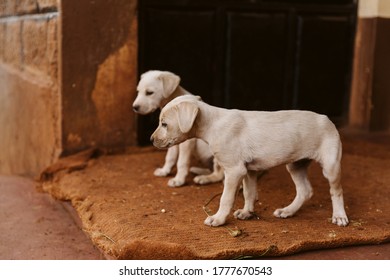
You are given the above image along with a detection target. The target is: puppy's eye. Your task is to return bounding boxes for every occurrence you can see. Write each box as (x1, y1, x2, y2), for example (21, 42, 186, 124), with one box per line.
(146, 90, 154, 96)
(161, 122, 168, 128)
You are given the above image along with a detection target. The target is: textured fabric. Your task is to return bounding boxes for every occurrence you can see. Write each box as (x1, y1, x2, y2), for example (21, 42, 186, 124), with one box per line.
(40, 137, 390, 259)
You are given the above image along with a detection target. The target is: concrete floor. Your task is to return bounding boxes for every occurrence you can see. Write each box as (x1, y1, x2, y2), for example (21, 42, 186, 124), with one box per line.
(0, 175, 104, 260)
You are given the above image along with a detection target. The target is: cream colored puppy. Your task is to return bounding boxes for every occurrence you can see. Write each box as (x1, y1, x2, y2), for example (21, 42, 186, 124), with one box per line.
(151, 95, 349, 227)
(133, 70, 223, 187)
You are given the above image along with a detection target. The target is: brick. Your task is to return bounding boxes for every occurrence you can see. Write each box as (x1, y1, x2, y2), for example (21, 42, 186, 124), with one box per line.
(0, 23, 4, 60)
(46, 15, 58, 80)
(3, 20, 22, 69)
(37, 0, 58, 11)
(0, 0, 17, 17)
(22, 16, 48, 76)
(1, 0, 58, 17)
(0, 0, 6, 17)
(16, 0, 38, 15)
(21, 14, 58, 80)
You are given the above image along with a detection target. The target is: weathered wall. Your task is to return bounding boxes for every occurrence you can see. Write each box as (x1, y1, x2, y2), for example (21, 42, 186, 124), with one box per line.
(61, 0, 138, 155)
(0, 0, 138, 176)
(0, 0, 61, 176)
(349, 0, 390, 131)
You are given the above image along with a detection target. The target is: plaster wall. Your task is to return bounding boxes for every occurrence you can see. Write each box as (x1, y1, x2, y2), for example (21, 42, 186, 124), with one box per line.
(0, 0, 61, 176)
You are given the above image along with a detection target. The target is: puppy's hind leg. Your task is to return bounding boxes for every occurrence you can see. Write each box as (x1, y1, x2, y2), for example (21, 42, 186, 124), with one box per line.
(234, 170, 257, 220)
(321, 147, 348, 226)
(154, 145, 178, 177)
(274, 159, 313, 219)
(190, 167, 211, 176)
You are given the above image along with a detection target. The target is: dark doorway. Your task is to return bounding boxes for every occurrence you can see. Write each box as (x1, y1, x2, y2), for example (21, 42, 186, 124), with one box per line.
(137, 0, 357, 145)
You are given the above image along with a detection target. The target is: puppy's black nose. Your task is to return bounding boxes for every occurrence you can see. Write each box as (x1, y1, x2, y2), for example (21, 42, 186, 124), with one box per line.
(133, 105, 140, 112)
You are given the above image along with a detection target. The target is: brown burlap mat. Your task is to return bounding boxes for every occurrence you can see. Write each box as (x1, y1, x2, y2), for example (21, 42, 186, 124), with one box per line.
(39, 135, 390, 259)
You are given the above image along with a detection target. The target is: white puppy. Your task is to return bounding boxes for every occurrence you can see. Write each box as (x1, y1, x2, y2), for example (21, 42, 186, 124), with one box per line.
(151, 95, 349, 227)
(133, 70, 223, 187)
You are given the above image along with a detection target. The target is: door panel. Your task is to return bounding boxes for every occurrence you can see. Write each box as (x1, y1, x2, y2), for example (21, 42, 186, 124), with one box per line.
(138, 0, 357, 145)
(142, 8, 216, 100)
(138, 8, 216, 144)
(225, 11, 289, 110)
(294, 14, 354, 120)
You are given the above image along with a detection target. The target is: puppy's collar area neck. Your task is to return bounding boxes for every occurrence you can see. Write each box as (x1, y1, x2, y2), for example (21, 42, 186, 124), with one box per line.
(193, 103, 221, 145)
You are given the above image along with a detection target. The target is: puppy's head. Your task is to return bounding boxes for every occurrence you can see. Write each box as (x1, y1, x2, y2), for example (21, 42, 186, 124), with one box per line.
(151, 96, 201, 149)
(132, 70, 181, 115)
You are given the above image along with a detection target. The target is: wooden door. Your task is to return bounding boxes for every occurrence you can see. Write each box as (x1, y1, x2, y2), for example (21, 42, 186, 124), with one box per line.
(137, 0, 357, 145)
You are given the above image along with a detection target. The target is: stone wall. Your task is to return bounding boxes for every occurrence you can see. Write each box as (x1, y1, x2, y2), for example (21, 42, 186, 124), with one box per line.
(0, 0, 61, 176)
(0, 0, 138, 176)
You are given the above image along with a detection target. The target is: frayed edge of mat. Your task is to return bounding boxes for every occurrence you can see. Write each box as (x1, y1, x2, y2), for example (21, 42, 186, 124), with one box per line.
(38, 148, 102, 182)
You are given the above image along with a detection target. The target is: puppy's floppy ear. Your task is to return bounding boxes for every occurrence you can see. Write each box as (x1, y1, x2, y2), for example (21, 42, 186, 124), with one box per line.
(175, 102, 199, 134)
(159, 72, 181, 98)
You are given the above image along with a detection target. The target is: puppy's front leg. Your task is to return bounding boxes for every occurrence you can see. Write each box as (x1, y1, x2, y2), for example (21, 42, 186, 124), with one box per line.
(168, 139, 196, 187)
(154, 145, 179, 177)
(205, 165, 246, 226)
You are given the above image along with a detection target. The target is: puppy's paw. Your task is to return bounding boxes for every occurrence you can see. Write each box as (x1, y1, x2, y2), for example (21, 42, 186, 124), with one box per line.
(332, 215, 349, 227)
(193, 175, 213, 185)
(204, 215, 226, 227)
(273, 208, 294, 219)
(233, 209, 254, 220)
(168, 177, 185, 187)
(154, 168, 170, 177)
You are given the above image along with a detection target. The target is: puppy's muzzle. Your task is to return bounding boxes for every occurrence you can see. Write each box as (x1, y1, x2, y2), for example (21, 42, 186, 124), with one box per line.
(150, 134, 170, 149)
(150, 134, 160, 147)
